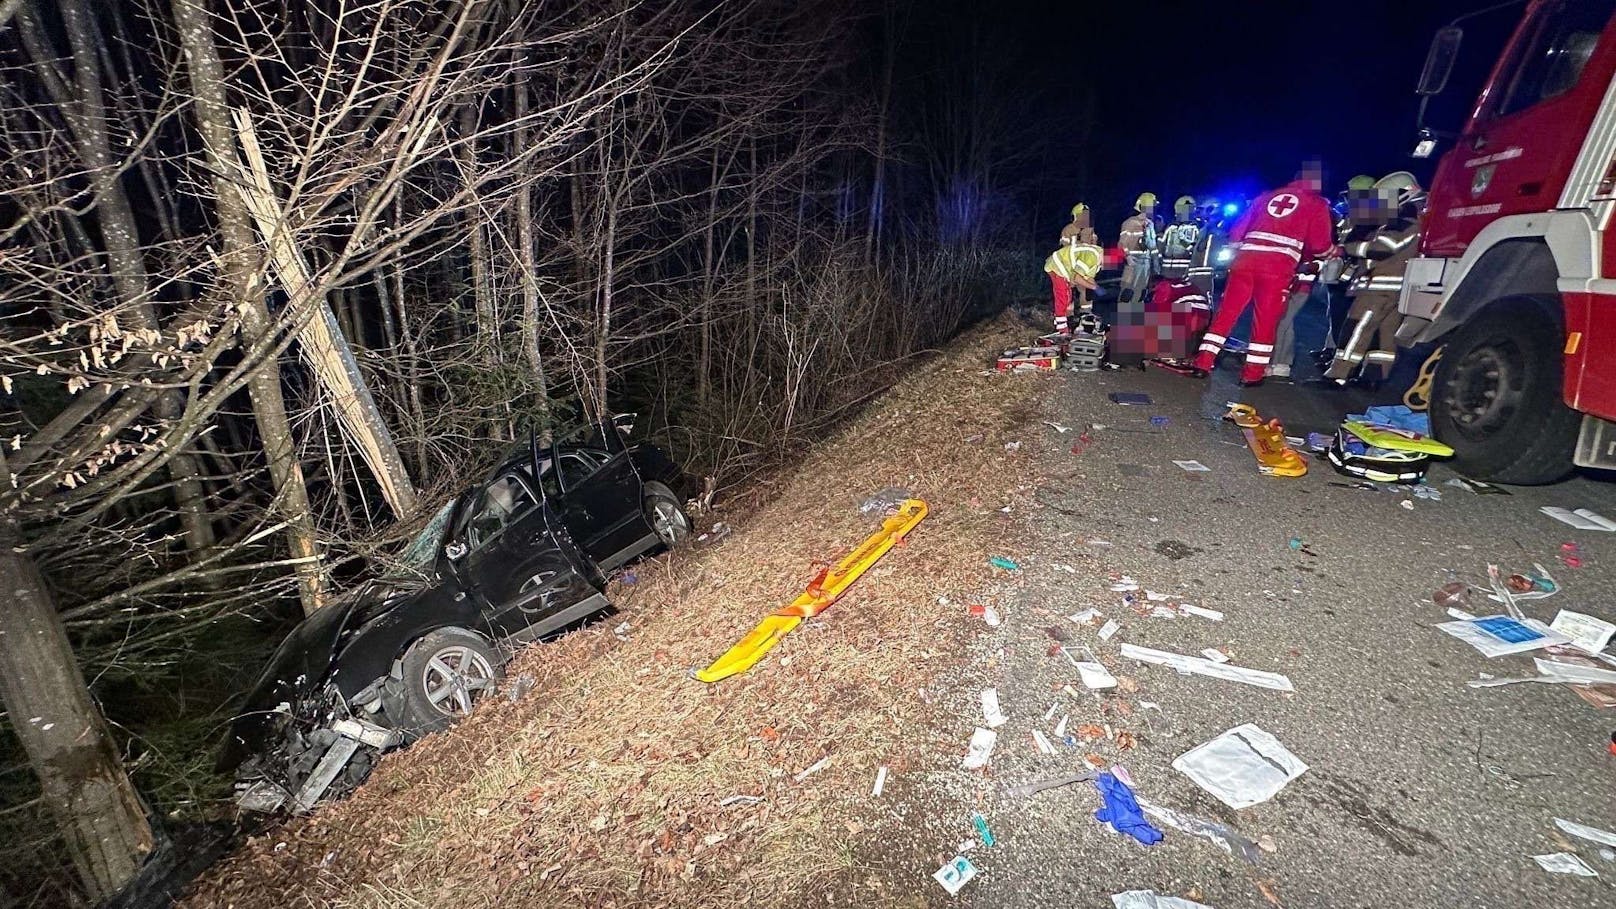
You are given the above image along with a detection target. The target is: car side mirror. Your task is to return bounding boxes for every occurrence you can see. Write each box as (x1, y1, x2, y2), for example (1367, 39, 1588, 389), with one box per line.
(444, 540, 468, 561)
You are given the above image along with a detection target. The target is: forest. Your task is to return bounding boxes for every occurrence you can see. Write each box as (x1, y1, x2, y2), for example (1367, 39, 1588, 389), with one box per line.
(0, 0, 1050, 903)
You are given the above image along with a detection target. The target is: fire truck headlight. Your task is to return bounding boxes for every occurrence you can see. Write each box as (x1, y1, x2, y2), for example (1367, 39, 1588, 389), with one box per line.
(1215, 248, 1234, 264)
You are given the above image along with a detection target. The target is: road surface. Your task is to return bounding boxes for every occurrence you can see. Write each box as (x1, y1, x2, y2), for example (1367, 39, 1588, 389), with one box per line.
(894, 352, 1616, 908)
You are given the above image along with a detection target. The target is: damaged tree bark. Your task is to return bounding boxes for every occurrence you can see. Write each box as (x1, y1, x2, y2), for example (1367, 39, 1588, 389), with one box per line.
(232, 109, 420, 519)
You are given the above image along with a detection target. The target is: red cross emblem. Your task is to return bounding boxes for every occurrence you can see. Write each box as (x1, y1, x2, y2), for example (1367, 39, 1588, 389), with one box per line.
(1267, 193, 1299, 217)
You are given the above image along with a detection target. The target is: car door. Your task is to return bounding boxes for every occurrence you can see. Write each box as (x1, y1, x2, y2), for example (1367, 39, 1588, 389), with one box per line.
(1424, 0, 1616, 255)
(551, 444, 648, 567)
(450, 470, 599, 641)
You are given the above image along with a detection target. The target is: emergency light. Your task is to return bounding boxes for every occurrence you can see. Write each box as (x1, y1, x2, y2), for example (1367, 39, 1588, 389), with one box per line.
(1222, 203, 1239, 216)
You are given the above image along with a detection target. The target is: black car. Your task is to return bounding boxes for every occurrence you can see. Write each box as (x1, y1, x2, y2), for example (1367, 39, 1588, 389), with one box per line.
(222, 419, 690, 813)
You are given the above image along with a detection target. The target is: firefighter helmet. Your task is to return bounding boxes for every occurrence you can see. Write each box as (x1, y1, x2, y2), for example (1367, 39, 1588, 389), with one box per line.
(1374, 171, 1425, 208)
(1346, 174, 1376, 192)
(1134, 192, 1158, 212)
(1070, 203, 1088, 218)
(1174, 195, 1197, 219)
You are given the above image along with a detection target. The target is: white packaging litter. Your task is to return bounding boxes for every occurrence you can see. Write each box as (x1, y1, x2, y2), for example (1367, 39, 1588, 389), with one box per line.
(1179, 604, 1224, 622)
(1200, 648, 1231, 664)
(1111, 890, 1216, 909)
(1535, 657, 1616, 685)
(1172, 724, 1308, 810)
(871, 766, 888, 797)
(1533, 852, 1598, 876)
(1062, 647, 1118, 689)
(1540, 507, 1616, 531)
(1555, 818, 1616, 849)
(1031, 729, 1057, 755)
(1119, 643, 1294, 692)
(962, 727, 997, 770)
(1068, 608, 1102, 626)
(981, 688, 1008, 728)
(1550, 610, 1616, 654)
(1099, 619, 1121, 641)
(1435, 616, 1571, 657)
(933, 855, 979, 894)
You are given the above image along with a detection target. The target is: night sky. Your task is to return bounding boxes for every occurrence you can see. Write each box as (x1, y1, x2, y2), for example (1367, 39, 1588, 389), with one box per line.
(992, 0, 1522, 234)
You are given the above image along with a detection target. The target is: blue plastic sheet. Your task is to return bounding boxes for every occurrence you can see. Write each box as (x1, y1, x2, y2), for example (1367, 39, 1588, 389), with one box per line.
(1347, 405, 1430, 436)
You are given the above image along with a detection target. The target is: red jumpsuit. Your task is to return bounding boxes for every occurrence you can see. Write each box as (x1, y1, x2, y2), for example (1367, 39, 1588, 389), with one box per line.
(1191, 180, 1334, 383)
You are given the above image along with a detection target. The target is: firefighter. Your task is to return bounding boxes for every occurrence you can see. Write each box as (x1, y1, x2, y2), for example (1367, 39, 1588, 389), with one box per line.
(1060, 202, 1094, 244)
(1118, 193, 1159, 310)
(1045, 216, 1103, 334)
(1310, 174, 1380, 366)
(1159, 196, 1201, 282)
(1188, 164, 1335, 386)
(1325, 172, 1426, 385)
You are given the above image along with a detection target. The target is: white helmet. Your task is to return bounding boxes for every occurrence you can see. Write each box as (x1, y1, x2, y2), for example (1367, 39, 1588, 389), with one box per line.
(1374, 171, 1426, 209)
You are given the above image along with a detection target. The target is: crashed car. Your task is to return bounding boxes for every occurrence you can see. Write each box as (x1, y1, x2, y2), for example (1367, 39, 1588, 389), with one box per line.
(221, 419, 689, 813)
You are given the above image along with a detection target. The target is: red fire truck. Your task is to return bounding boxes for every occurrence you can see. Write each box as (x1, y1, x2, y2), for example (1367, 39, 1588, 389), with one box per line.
(1402, 0, 1616, 483)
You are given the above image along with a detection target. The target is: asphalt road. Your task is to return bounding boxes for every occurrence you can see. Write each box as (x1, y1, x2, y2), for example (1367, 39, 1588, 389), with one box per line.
(935, 357, 1616, 908)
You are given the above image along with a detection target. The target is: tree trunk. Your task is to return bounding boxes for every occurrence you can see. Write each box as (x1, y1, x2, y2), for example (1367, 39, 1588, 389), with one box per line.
(594, 200, 617, 415)
(699, 147, 721, 409)
(512, 79, 551, 442)
(0, 453, 154, 900)
(167, 0, 325, 615)
(232, 108, 419, 519)
(460, 107, 499, 371)
(35, 0, 219, 560)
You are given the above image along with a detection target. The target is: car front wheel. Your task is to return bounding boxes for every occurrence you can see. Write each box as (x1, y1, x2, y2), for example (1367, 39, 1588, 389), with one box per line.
(643, 483, 691, 547)
(382, 628, 502, 742)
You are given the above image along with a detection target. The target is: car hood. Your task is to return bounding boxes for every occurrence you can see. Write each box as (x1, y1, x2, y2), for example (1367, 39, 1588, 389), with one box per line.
(219, 581, 417, 770)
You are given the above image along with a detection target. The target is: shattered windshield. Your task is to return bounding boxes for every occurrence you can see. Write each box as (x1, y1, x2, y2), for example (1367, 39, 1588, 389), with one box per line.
(395, 499, 457, 577)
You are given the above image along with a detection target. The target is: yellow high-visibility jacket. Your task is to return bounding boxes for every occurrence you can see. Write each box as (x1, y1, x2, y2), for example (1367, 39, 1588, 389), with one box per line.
(1045, 242, 1103, 284)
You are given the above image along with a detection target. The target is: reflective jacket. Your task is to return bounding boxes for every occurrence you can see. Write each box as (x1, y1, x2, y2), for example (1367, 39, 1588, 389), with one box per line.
(1119, 213, 1158, 256)
(1348, 216, 1421, 299)
(1227, 180, 1334, 274)
(1045, 242, 1104, 284)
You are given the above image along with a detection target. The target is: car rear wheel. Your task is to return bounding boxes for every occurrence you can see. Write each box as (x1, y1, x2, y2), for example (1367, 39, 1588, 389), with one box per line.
(1429, 296, 1578, 485)
(643, 483, 692, 547)
(382, 628, 502, 742)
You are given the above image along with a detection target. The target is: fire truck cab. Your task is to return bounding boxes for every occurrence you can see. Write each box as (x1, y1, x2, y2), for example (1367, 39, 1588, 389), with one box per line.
(1401, 0, 1616, 484)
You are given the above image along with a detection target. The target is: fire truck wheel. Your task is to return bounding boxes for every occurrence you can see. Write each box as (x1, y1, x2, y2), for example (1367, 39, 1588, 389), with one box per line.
(1430, 296, 1578, 485)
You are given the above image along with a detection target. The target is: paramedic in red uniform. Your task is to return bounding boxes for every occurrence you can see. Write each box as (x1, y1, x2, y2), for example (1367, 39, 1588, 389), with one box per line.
(1189, 164, 1335, 386)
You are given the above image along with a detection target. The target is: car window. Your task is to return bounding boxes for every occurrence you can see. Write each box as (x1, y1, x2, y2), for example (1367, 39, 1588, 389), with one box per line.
(557, 453, 596, 490)
(465, 474, 538, 550)
(1493, 1, 1614, 119)
(396, 499, 457, 575)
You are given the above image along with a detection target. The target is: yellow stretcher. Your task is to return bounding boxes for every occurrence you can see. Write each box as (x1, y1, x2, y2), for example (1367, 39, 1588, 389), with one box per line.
(694, 499, 929, 683)
(1224, 404, 1307, 478)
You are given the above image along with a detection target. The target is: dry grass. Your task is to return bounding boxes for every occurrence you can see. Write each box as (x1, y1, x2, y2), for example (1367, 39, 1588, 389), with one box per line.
(185, 314, 1050, 909)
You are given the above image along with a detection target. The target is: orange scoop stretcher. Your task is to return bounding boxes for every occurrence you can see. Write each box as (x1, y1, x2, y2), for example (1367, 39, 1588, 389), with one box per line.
(1224, 403, 1307, 478)
(694, 499, 928, 683)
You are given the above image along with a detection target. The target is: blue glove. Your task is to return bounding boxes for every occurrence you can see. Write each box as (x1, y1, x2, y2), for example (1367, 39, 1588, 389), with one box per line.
(1093, 772, 1164, 845)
